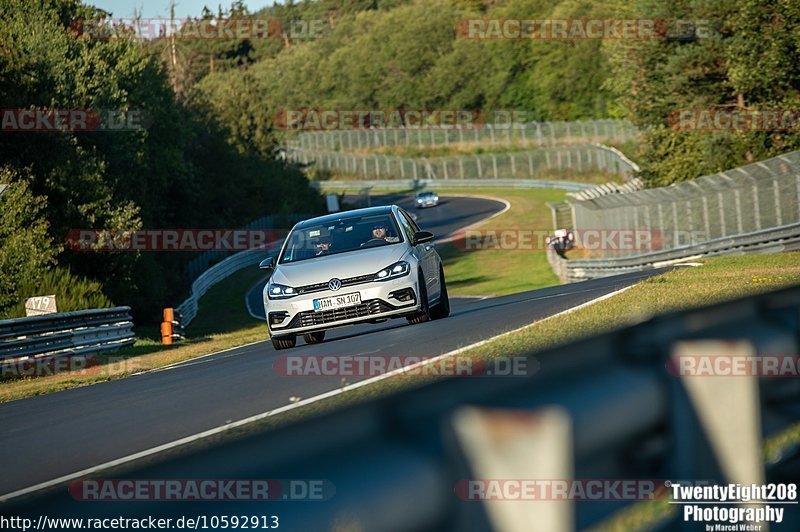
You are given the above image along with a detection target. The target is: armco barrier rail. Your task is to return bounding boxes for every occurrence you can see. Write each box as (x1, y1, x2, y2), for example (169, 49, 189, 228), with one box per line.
(567, 150, 800, 256)
(176, 242, 281, 326)
(10, 284, 800, 531)
(0, 307, 134, 364)
(550, 222, 800, 283)
(547, 149, 800, 281)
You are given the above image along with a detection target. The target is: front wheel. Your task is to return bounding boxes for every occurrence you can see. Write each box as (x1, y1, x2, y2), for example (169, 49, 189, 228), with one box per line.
(303, 331, 326, 344)
(407, 270, 431, 325)
(271, 335, 296, 350)
(430, 266, 450, 320)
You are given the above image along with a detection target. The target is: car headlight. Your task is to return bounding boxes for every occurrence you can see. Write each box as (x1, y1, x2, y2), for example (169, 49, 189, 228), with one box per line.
(267, 282, 297, 299)
(374, 260, 410, 281)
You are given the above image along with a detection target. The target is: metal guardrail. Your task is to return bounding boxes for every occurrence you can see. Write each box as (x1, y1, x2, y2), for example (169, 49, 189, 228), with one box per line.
(0, 307, 134, 363)
(549, 222, 800, 282)
(176, 242, 282, 326)
(544, 149, 800, 282)
(311, 178, 596, 192)
(567, 150, 800, 256)
(11, 284, 800, 531)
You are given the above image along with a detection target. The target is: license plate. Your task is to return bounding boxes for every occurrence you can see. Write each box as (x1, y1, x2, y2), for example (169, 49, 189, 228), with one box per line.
(313, 292, 361, 311)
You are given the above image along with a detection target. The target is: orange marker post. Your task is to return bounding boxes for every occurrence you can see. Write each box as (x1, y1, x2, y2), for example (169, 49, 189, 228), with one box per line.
(161, 308, 174, 345)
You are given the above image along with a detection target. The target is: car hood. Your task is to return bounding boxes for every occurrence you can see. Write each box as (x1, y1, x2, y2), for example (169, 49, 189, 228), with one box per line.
(272, 245, 409, 287)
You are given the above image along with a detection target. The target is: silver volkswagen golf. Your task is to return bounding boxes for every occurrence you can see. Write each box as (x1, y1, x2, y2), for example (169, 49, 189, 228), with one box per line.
(260, 205, 450, 350)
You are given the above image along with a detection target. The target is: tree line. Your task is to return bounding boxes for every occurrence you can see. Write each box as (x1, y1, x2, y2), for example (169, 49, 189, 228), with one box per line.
(0, 0, 324, 322)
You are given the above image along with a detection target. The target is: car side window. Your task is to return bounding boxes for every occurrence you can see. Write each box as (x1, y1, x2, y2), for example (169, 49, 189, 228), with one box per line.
(403, 212, 421, 233)
(395, 211, 416, 243)
(401, 210, 421, 233)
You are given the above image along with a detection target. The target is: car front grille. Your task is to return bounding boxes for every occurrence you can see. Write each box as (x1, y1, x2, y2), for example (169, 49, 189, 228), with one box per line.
(296, 299, 387, 328)
(296, 273, 376, 295)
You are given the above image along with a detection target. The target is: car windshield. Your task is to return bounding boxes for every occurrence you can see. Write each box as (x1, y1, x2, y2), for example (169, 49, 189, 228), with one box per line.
(279, 212, 403, 264)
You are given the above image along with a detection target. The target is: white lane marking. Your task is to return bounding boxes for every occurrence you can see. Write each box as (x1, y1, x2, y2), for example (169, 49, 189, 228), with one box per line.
(0, 283, 636, 503)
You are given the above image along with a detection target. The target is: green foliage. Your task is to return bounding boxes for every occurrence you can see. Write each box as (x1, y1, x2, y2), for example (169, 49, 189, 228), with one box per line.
(607, 0, 800, 185)
(0, 0, 324, 323)
(4, 267, 114, 319)
(0, 177, 56, 315)
(195, 0, 621, 157)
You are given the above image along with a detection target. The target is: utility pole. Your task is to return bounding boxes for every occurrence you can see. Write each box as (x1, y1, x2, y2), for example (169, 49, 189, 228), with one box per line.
(170, 0, 177, 69)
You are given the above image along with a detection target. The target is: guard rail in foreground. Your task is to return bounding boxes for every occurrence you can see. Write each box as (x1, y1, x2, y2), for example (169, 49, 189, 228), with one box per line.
(549, 222, 800, 283)
(8, 283, 800, 531)
(0, 306, 134, 364)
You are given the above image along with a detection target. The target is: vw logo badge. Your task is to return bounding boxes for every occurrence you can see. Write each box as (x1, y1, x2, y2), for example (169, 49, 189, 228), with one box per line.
(328, 278, 342, 291)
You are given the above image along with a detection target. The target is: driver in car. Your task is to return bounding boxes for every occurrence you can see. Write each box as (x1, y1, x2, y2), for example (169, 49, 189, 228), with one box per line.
(314, 238, 332, 256)
(371, 224, 387, 241)
(364, 223, 399, 246)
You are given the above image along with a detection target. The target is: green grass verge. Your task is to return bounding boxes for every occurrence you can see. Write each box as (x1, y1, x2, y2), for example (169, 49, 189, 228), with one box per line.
(435, 187, 567, 296)
(317, 186, 569, 295)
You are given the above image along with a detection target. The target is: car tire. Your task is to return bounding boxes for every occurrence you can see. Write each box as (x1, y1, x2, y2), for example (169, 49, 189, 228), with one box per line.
(303, 331, 325, 344)
(430, 266, 450, 320)
(407, 270, 431, 325)
(271, 335, 296, 350)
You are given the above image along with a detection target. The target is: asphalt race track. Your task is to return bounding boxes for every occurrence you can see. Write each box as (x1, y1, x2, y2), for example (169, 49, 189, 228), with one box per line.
(0, 194, 668, 500)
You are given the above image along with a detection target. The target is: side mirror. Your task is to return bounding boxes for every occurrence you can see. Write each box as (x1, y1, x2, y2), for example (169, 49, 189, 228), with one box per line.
(412, 231, 434, 245)
(259, 257, 275, 270)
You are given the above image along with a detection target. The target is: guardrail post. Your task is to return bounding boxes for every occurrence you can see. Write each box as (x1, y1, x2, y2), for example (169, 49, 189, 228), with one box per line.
(452, 406, 573, 532)
(773, 178, 782, 226)
(669, 340, 765, 512)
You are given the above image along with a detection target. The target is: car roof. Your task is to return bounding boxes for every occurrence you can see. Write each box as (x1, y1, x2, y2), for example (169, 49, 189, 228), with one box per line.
(294, 205, 399, 230)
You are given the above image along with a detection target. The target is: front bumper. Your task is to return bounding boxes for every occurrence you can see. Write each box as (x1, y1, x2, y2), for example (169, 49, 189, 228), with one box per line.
(265, 276, 420, 336)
